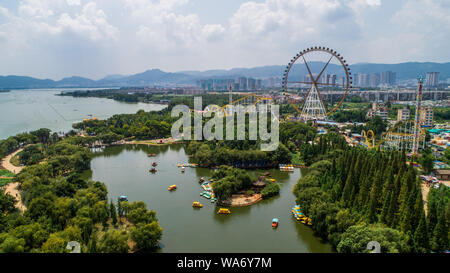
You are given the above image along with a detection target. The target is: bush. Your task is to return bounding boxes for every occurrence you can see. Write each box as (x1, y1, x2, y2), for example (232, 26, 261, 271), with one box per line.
(261, 182, 280, 199)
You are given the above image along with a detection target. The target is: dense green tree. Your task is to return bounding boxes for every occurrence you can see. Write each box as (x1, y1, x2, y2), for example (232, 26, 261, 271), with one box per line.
(337, 225, 410, 253)
(41, 234, 66, 253)
(0, 234, 26, 253)
(413, 212, 429, 253)
(98, 229, 129, 253)
(110, 200, 117, 226)
(130, 222, 163, 252)
(421, 153, 435, 174)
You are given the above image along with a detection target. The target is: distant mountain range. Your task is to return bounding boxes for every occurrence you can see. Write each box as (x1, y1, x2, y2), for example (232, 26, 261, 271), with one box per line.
(1, 62, 450, 89)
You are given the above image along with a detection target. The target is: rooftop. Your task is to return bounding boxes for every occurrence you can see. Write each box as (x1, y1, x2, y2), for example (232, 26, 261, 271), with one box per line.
(435, 169, 450, 175)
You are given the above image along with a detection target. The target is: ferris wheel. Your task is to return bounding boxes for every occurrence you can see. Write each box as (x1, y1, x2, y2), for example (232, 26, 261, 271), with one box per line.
(282, 46, 352, 121)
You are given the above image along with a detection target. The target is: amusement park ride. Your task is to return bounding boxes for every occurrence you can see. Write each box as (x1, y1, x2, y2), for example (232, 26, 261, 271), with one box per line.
(360, 78, 426, 155)
(194, 84, 274, 117)
(282, 46, 352, 121)
(281, 46, 427, 154)
(194, 45, 427, 154)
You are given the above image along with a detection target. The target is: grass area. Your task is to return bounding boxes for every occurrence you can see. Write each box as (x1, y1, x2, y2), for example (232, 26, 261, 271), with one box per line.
(341, 102, 370, 110)
(0, 169, 15, 177)
(0, 170, 15, 186)
(0, 178, 13, 186)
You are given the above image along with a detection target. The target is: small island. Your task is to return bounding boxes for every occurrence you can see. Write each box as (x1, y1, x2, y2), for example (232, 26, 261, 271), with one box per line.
(211, 166, 280, 207)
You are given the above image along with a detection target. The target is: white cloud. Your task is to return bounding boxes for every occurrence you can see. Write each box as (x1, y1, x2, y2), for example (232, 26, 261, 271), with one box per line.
(0, 0, 449, 79)
(66, 0, 81, 6)
(57, 2, 119, 41)
(202, 24, 226, 41)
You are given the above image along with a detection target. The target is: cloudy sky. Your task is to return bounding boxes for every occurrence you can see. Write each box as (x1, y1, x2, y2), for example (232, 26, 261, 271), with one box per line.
(0, 0, 449, 80)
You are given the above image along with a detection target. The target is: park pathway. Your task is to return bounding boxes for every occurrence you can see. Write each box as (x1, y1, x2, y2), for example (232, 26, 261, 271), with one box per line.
(1, 149, 26, 212)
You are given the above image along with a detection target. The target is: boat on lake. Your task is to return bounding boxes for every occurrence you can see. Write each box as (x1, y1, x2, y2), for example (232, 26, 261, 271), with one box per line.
(272, 218, 279, 228)
(280, 164, 295, 172)
(150, 168, 157, 173)
(192, 201, 203, 208)
(119, 195, 128, 202)
(292, 205, 312, 225)
(217, 208, 230, 214)
(168, 185, 177, 191)
(152, 162, 158, 167)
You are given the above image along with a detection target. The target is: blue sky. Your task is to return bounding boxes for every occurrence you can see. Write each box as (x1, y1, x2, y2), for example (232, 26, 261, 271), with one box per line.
(0, 0, 449, 80)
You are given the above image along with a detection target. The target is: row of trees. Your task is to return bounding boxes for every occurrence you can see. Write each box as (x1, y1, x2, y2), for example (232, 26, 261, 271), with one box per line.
(186, 141, 292, 168)
(293, 146, 449, 252)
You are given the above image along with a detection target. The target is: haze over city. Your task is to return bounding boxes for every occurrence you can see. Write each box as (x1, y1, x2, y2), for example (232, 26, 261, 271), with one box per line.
(1, 0, 450, 80)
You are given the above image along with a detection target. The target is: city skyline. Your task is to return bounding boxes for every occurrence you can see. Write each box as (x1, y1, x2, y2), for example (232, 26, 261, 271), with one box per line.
(1, 0, 450, 80)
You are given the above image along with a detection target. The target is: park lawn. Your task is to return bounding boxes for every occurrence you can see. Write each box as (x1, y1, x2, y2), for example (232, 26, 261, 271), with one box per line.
(0, 169, 15, 177)
(0, 170, 15, 187)
(342, 102, 370, 110)
(0, 178, 13, 186)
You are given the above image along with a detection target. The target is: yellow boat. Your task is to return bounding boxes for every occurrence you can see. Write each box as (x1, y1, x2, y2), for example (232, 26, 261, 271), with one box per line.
(192, 201, 203, 208)
(217, 208, 231, 214)
(168, 185, 177, 191)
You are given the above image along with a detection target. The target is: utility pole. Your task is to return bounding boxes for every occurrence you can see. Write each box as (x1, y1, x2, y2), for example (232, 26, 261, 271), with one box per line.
(412, 77, 423, 155)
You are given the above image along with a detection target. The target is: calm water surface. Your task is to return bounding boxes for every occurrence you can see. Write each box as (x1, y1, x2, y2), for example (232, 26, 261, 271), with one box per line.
(88, 144, 333, 253)
(0, 89, 165, 139)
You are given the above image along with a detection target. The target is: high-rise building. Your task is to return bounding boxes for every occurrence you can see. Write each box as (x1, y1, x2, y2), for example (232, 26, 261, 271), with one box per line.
(238, 77, 247, 90)
(353, 73, 359, 86)
(321, 74, 331, 85)
(369, 73, 380, 87)
(339, 77, 345, 87)
(420, 106, 433, 127)
(255, 79, 262, 90)
(358, 74, 369, 87)
(380, 71, 396, 86)
(426, 72, 440, 87)
(248, 78, 256, 90)
(330, 74, 337, 86)
(397, 108, 410, 122)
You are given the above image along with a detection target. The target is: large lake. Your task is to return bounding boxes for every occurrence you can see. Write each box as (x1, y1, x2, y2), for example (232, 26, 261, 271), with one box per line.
(2, 89, 333, 252)
(87, 144, 333, 253)
(0, 89, 165, 140)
